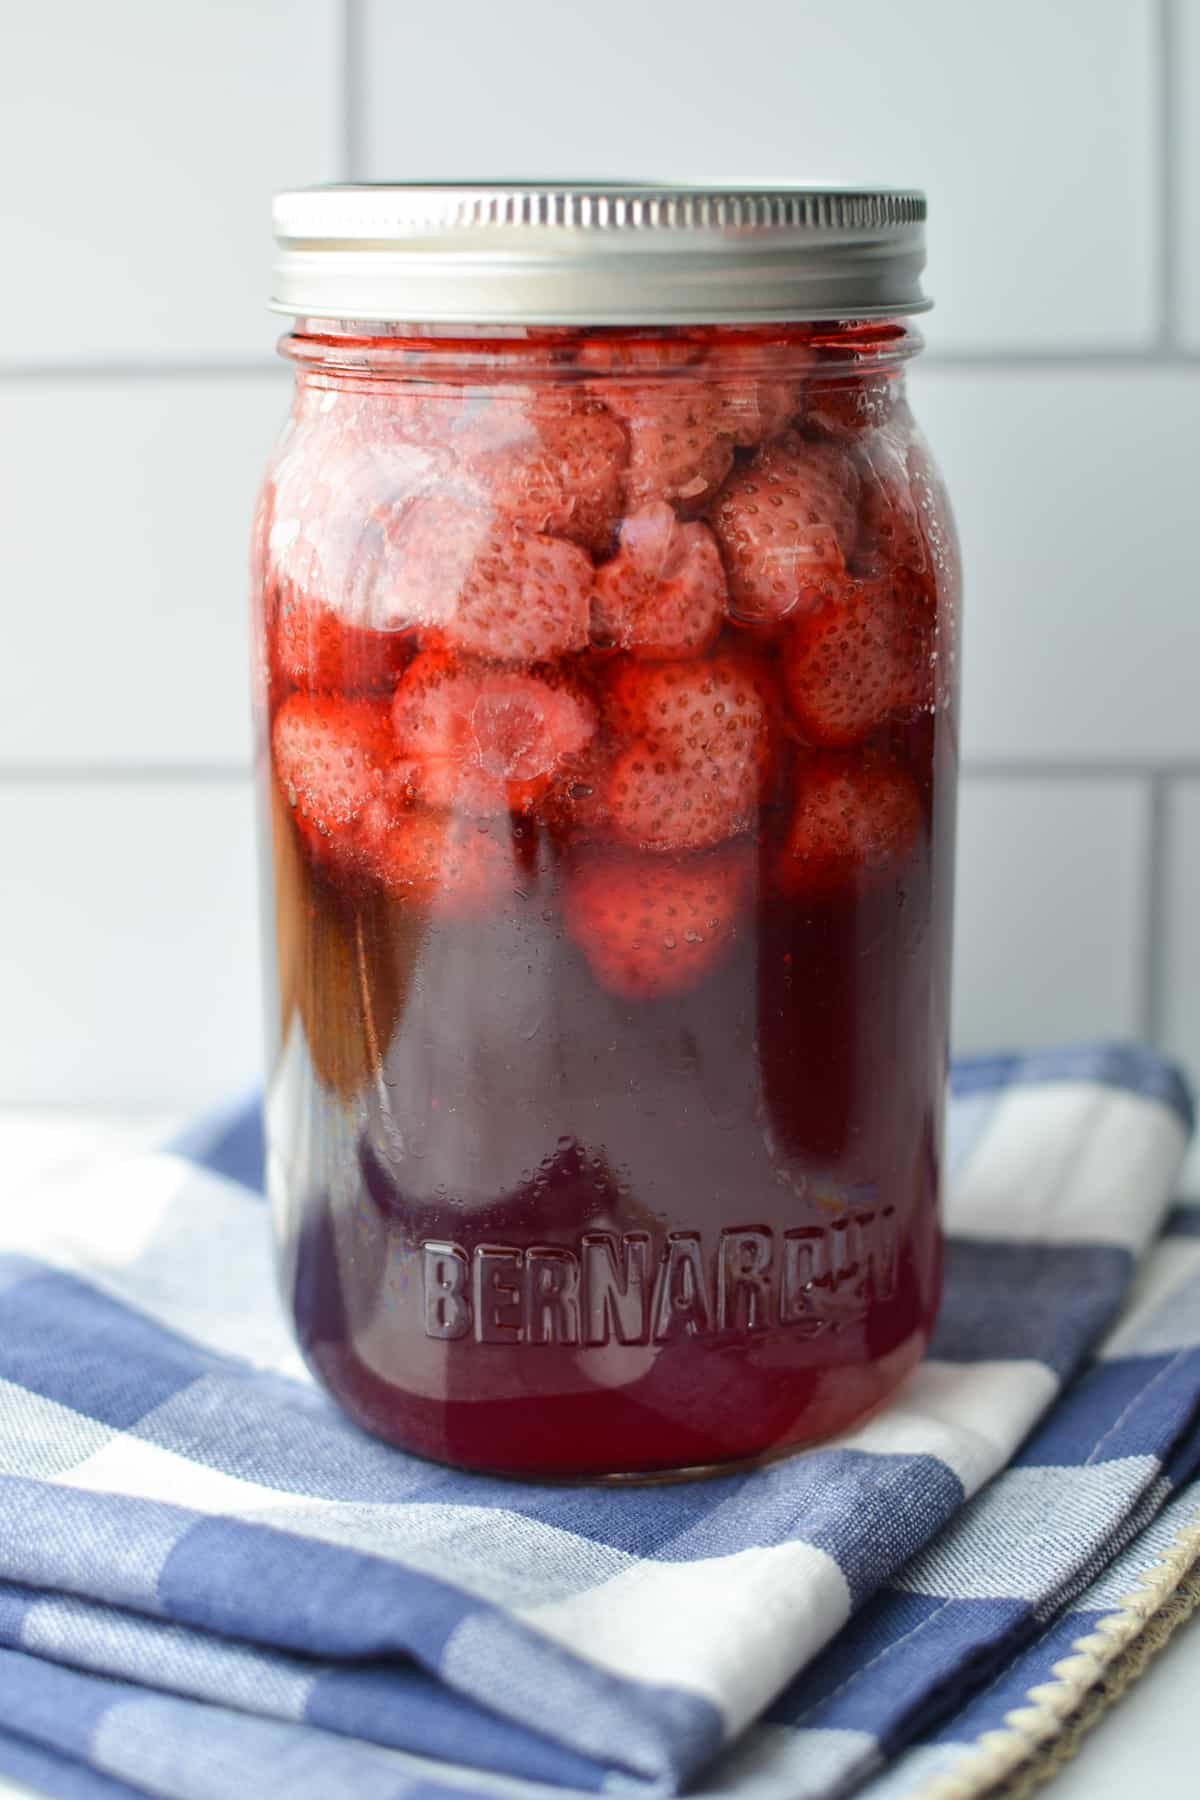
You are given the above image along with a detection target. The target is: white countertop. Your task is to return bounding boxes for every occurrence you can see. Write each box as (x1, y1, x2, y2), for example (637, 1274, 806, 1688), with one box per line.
(1019, 1602, 1199, 1796)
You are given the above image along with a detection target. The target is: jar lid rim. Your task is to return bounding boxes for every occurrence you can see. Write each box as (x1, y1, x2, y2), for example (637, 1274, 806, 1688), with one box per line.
(270, 182, 931, 326)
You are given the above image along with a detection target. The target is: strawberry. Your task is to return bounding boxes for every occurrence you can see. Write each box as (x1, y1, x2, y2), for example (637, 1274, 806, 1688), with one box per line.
(455, 396, 627, 554)
(700, 335, 804, 448)
(711, 433, 860, 626)
(709, 374, 798, 448)
(601, 738, 760, 854)
(855, 464, 930, 583)
(908, 438, 960, 592)
(272, 695, 395, 861)
(774, 754, 922, 896)
(303, 384, 453, 448)
(853, 432, 961, 692)
(591, 503, 726, 661)
(804, 369, 899, 436)
(781, 572, 934, 747)
(602, 648, 778, 757)
(269, 427, 447, 636)
(852, 420, 931, 570)
(584, 331, 796, 451)
(575, 334, 704, 374)
(393, 496, 594, 664)
(564, 844, 751, 1000)
(601, 384, 735, 517)
(539, 732, 620, 843)
(391, 651, 597, 816)
(886, 437, 960, 598)
(600, 652, 776, 852)
(360, 802, 514, 918)
(273, 586, 411, 695)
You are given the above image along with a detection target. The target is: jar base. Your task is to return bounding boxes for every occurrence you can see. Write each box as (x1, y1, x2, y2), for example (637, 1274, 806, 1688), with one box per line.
(301, 1326, 930, 1484)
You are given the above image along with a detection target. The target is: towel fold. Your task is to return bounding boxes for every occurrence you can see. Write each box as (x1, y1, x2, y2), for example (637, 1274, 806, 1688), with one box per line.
(0, 1044, 1194, 1800)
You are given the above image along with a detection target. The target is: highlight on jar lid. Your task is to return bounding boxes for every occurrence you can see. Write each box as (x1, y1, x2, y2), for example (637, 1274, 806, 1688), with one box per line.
(270, 181, 930, 325)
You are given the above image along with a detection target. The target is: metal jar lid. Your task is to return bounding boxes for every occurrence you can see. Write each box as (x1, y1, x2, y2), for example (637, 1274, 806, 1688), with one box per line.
(270, 183, 929, 326)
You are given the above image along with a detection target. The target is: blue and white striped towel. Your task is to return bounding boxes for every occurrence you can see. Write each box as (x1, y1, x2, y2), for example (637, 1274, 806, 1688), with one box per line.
(0, 1044, 1195, 1800)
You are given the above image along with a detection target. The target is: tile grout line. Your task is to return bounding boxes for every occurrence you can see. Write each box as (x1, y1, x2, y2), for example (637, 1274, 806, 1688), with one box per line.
(920, 348, 1200, 370)
(0, 767, 253, 785)
(1141, 771, 1172, 1046)
(1157, 0, 1181, 348)
(341, 0, 363, 182)
(0, 362, 282, 383)
(962, 759, 1200, 781)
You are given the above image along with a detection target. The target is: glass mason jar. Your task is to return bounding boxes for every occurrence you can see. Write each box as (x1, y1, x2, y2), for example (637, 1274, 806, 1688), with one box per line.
(253, 185, 960, 1478)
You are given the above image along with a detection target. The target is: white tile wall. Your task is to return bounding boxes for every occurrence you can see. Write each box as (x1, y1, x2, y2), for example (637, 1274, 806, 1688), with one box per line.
(0, 1, 341, 364)
(361, 0, 1160, 352)
(1, 0, 1198, 1119)
(0, 376, 287, 768)
(953, 779, 1150, 1053)
(0, 782, 261, 1108)
(1179, 0, 1200, 344)
(911, 366, 1200, 762)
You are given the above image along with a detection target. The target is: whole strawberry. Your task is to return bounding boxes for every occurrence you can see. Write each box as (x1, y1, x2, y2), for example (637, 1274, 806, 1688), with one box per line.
(359, 802, 514, 918)
(603, 648, 778, 755)
(774, 754, 922, 896)
(272, 694, 395, 865)
(564, 844, 751, 1000)
(455, 395, 627, 555)
(781, 572, 933, 747)
(711, 432, 860, 626)
(391, 652, 597, 816)
(600, 651, 777, 852)
(601, 384, 735, 517)
(699, 332, 803, 447)
(804, 368, 899, 436)
(273, 586, 411, 696)
(592, 503, 726, 661)
(395, 495, 594, 664)
(709, 373, 798, 447)
(852, 425, 938, 576)
(268, 425, 447, 635)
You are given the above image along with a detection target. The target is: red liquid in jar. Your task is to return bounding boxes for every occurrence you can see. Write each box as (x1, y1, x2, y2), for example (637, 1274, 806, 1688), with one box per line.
(257, 323, 958, 1477)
